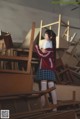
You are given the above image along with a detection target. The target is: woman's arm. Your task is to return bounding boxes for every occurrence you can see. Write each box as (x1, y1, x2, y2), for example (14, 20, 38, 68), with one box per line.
(35, 45, 52, 58)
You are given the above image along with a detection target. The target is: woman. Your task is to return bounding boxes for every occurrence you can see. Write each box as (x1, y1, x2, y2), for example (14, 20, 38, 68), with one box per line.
(34, 29, 57, 111)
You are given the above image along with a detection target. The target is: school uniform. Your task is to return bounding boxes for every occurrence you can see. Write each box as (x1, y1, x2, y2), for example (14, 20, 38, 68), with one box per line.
(35, 40, 57, 110)
(34, 40, 56, 81)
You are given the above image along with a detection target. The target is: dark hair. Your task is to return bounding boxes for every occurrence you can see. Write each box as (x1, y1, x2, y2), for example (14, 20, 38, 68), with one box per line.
(45, 29, 56, 39)
(45, 29, 56, 64)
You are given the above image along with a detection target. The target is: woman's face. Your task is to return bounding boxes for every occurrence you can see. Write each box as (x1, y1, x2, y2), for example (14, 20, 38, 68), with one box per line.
(44, 33, 49, 40)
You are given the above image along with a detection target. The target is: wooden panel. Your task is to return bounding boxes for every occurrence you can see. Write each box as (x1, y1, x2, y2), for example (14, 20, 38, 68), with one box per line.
(41, 111, 76, 119)
(0, 55, 28, 61)
(0, 73, 33, 96)
(56, 85, 80, 101)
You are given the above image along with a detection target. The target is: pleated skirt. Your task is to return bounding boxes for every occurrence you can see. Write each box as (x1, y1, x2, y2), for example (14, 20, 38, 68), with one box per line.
(36, 69, 56, 81)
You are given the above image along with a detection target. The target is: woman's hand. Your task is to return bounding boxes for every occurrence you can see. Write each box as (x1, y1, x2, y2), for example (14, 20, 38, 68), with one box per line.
(35, 45, 38, 49)
(41, 48, 47, 53)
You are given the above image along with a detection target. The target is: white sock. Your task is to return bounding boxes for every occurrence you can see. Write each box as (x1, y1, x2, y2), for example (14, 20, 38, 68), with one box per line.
(41, 81, 47, 107)
(48, 81, 57, 111)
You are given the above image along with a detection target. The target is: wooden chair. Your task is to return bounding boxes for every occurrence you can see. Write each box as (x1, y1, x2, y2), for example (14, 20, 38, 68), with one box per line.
(39, 14, 70, 49)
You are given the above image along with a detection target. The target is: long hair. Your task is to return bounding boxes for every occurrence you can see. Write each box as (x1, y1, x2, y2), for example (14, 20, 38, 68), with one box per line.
(45, 29, 56, 64)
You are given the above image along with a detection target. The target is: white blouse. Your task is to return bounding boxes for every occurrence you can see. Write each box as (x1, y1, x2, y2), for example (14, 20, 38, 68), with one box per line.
(41, 40, 52, 49)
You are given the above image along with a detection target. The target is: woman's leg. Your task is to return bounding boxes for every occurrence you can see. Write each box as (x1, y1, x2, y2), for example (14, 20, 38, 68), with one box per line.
(48, 81, 57, 111)
(41, 80, 47, 107)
